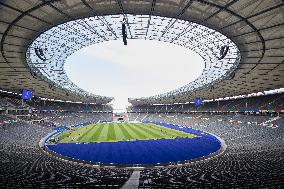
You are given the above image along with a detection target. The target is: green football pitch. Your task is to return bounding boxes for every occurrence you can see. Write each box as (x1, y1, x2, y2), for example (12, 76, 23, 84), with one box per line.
(55, 122, 196, 143)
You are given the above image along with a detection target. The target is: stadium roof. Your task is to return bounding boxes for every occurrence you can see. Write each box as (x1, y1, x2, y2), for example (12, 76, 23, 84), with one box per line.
(0, 0, 283, 105)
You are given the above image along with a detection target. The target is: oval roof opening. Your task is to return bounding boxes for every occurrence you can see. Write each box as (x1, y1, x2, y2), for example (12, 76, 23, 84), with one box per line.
(65, 39, 204, 110)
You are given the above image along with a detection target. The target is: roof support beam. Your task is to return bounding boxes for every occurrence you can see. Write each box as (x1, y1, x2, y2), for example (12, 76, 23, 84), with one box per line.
(145, 0, 157, 39)
(81, 0, 118, 39)
(115, 0, 133, 38)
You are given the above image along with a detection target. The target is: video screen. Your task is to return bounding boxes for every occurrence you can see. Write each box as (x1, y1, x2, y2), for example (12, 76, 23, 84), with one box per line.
(195, 97, 203, 106)
(22, 89, 33, 100)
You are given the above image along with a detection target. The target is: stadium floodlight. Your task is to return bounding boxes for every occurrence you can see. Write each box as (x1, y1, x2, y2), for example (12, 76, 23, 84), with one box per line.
(218, 45, 229, 60)
(34, 47, 47, 61)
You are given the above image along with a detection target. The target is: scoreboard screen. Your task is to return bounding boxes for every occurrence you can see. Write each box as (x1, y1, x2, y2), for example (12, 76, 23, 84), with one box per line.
(22, 89, 33, 100)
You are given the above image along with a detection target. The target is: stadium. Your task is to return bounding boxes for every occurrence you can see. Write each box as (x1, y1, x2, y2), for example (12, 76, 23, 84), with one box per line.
(0, 0, 283, 188)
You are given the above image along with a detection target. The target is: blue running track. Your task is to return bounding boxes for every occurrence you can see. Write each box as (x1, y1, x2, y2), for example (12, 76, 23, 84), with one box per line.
(46, 122, 221, 165)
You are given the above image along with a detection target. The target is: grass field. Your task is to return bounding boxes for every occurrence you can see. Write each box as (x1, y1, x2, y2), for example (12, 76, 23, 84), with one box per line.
(55, 122, 196, 143)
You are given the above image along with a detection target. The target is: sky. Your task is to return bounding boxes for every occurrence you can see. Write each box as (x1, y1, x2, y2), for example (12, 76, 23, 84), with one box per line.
(65, 39, 204, 111)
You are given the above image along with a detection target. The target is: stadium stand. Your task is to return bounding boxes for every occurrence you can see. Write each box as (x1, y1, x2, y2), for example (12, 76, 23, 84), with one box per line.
(0, 91, 283, 187)
(126, 93, 284, 188)
(0, 91, 112, 126)
(127, 113, 284, 188)
(0, 100, 130, 188)
(128, 92, 284, 114)
(125, 93, 284, 188)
